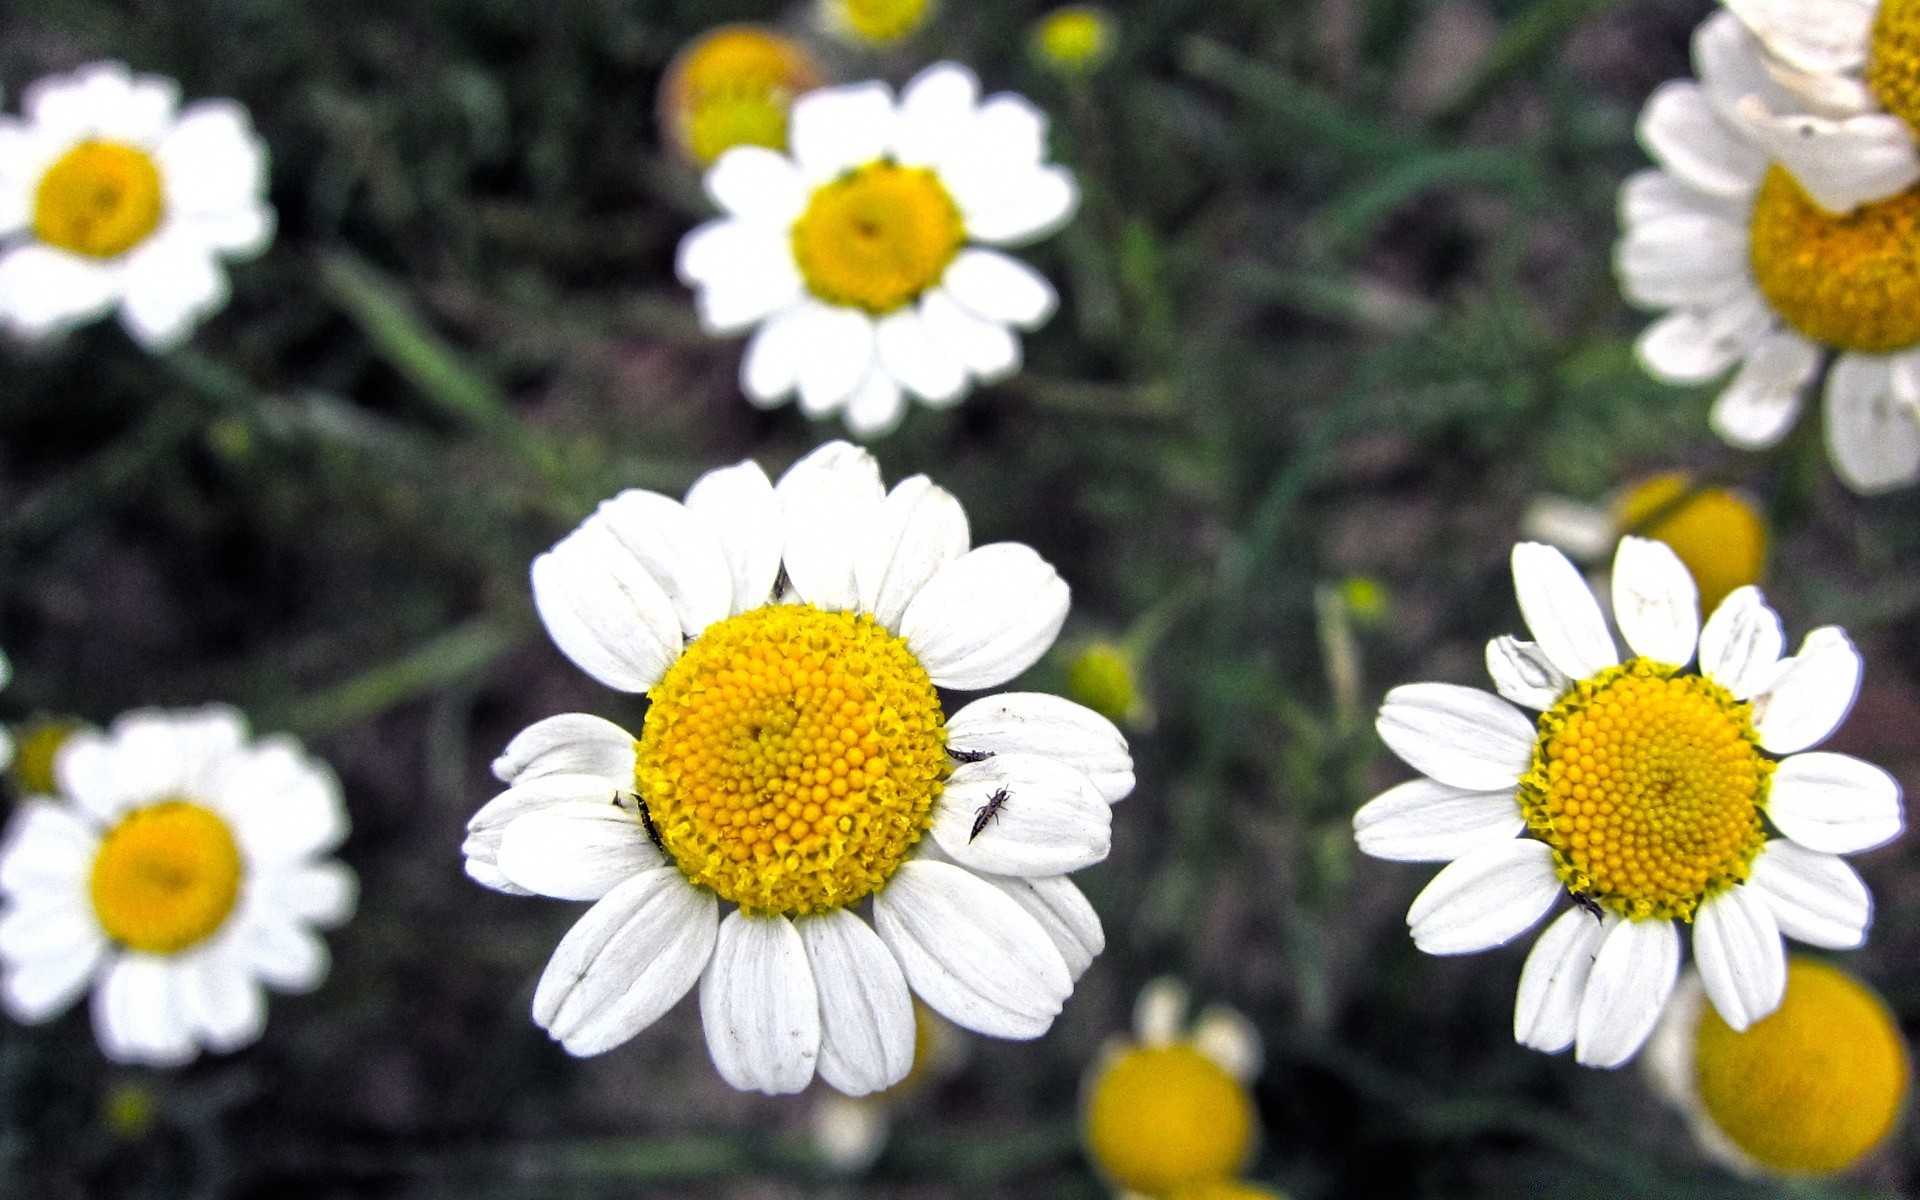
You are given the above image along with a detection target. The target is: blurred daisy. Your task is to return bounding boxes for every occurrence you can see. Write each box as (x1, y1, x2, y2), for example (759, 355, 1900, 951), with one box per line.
(1646, 957, 1909, 1175)
(1033, 7, 1118, 77)
(0, 650, 14, 773)
(676, 63, 1079, 437)
(658, 25, 826, 168)
(1163, 1185, 1288, 1200)
(0, 707, 355, 1066)
(7, 714, 88, 798)
(1068, 639, 1151, 729)
(1356, 538, 1902, 1068)
(1522, 473, 1768, 615)
(1619, 11, 1920, 492)
(811, 1001, 967, 1172)
(1082, 977, 1265, 1198)
(0, 61, 273, 350)
(466, 442, 1132, 1095)
(817, 0, 936, 48)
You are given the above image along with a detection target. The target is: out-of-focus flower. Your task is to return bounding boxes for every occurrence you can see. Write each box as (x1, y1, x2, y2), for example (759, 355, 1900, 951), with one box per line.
(676, 63, 1079, 437)
(467, 442, 1133, 1094)
(1339, 576, 1390, 628)
(1646, 957, 1910, 1175)
(1357, 538, 1901, 1068)
(1523, 474, 1768, 615)
(0, 62, 273, 350)
(1618, 11, 1920, 492)
(0, 707, 356, 1065)
(1069, 639, 1149, 729)
(101, 1079, 157, 1140)
(817, 0, 936, 48)
(1082, 977, 1265, 1197)
(659, 26, 826, 168)
(1166, 1183, 1289, 1200)
(811, 1000, 968, 1172)
(1033, 7, 1117, 77)
(8, 715, 87, 797)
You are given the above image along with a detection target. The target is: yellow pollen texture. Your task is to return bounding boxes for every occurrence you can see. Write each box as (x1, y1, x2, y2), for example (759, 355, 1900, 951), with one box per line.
(1695, 958, 1911, 1175)
(1613, 475, 1768, 616)
(792, 162, 966, 315)
(634, 604, 947, 916)
(837, 0, 935, 44)
(89, 801, 244, 955)
(1518, 660, 1770, 922)
(663, 26, 823, 166)
(33, 141, 165, 260)
(1750, 165, 1920, 354)
(1870, 0, 1920, 134)
(1082, 1044, 1255, 1195)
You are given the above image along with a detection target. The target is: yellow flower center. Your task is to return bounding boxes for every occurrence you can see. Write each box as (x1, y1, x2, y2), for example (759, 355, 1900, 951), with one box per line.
(9, 716, 84, 798)
(663, 26, 823, 166)
(1168, 1183, 1288, 1200)
(834, 0, 935, 44)
(1869, 0, 1920, 134)
(792, 162, 966, 315)
(1068, 641, 1138, 725)
(1036, 7, 1115, 71)
(1518, 661, 1771, 922)
(1082, 1044, 1255, 1194)
(89, 801, 244, 955)
(634, 604, 947, 917)
(1613, 475, 1768, 617)
(1749, 165, 1920, 353)
(1695, 958, 1910, 1174)
(33, 141, 165, 260)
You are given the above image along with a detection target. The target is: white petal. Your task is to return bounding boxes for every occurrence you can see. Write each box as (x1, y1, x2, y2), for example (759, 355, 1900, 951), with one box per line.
(496, 801, 663, 901)
(843, 368, 908, 438)
(920, 288, 1022, 382)
(212, 736, 348, 866)
(1618, 168, 1745, 230)
(900, 544, 1068, 690)
(1721, 0, 1871, 74)
(854, 474, 970, 630)
(891, 62, 980, 167)
(1636, 80, 1768, 199)
(1746, 838, 1872, 949)
(93, 955, 197, 1067)
(677, 218, 767, 286)
(1352, 778, 1525, 863)
(941, 250, 1057, 331)
(157, 100, 268, 220)
(960, 167, 1080, 246)
(260, 860, 357, 928)
(1512, 542, 1618, 680)
(1520, 496, 1617, 562)
(1614, 211, 1750, 309)
(970, 872, 1103, 982)
(776, 440, 885, 611)
(1698, 586, 1785, 700)
(1191, 1005, 1264, 1083)
(740, 303, 810, 405)
(588, 489, 735, 637)
(1767, 752, 1904, 855)
(0, 244, 121, 341)
(1710, 331, 1820, 450)
(1573, 918, 1680, 1069)
(1405, 839, 1562, 955)
(464, 773, 621, 895)
(683, 459, 783, 615)
(704, 146, 809, 226)
(1374, 683, 1536, 792)
(1634, 295, 1773, 385)
(1514, 908, 1611, 1053)
(0, 889, 101, 963)
(930, 753, 1110, 877)
(531, 522, 683, 693)
(798, 909, 915, 1096)
(944, 693, 1134, 804)
(491, 713, 637, 785)
(1825, 354, 1920, 495)
(875, 309, 968, 405)
(3, 933, 104, 1023)
(534, 867, 717, 1056)
(1610, 537, 1700, 666)
(239, 914, 330, 993)
(0, 800, 99, 895)
(1485, 637, 1572, 710)
(181, 947, 266, 1053)
(1692, 886, 1785, 1032)
(27, 63, 178, 144)
(1133, 977, 1188, 1045)
(700, 912, 820, 1095)
(794, 305, 880, 418)
(1736, 102, 1920, 214)
(691, 250, 803, 336)
(872, 860, 1072, 1040)
(117, 233, 229, 351)
(790, 82, 896, 183)
(1752, 627, 1862, 754)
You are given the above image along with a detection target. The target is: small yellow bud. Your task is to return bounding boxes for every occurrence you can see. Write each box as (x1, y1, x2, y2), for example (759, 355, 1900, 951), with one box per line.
(1033, 7, 1117, 75)
(659, 26, 825, 167)
(1068, 640, 1140, 726)
(9, 716, 85, 798)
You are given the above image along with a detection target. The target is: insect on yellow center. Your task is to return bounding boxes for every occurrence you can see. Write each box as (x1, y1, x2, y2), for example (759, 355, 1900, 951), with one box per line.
(663, 26, 824, 166)
(834, 0, 936, 44)
(1518, 660, 1772, 922)
(1695, 958, 1911, 1174)
(1749, 165, 1920, 354)
(633, 604, 948, 917)
(1082, 1043, 1255, 1194)
(1870, 0, 1920, 134)
(792, 161, 966, 315)
(89, 801, 244, 955)
(1613, 475, 1768, 617)
(33, 141, 165, 260)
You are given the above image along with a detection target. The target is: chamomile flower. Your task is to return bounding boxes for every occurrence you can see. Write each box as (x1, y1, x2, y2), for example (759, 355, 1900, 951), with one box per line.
(0, 62, 273, 350)
(1033, 7, 1118, 77)
(1619, 11, 1920, 492)
(0, 707, 355, 1066)
(465, 441, 1132, 1095)
(1645, 958, 1910, 1175)
(675, 63, 1079, 437)
(817, 0, 936, 48)
(1356, 538, 1902, 1068)
(1082, 978, 1265, 1198)
(659, 26, 826, 168)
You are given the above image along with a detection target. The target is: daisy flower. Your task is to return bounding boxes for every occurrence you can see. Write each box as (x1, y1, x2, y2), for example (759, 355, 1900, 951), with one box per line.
(1645, 957, 1909, 1176)
(0, 61, 273, 350)
(465, 441, 1131, 1095)
(1618, 12, 1920, 491)
(1355, 538, 1903, 1068)
(817, 0, 937, 48)
(1081, 977, 1265, 1198)
(675, 63, 1079, 437)
(658, 25, 826, 169)
(0, 706, 355, 1066)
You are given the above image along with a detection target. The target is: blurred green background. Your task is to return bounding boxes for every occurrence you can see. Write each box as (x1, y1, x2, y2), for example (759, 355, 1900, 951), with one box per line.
(3, 0, 1918, 1195)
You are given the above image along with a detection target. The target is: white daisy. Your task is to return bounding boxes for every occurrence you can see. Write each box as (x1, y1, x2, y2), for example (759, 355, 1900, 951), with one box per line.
(675, 63, 1079, 438)
(0, 61, 273, 350)
(1618, 12, 1920, 492)
(465, 440, 1132, 1095)
(1354, 537, 1902, 1068)
(0, 706, 355, 1066)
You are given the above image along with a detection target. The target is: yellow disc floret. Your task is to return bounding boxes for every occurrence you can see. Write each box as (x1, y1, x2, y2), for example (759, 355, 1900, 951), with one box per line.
(1083, 1043, 1255, 1194)
(792, 162, 966, 315)
(661, 25, 824, 166)
(1695, 958, 1911, 1175)
(635, 604, 947, 916)
(89, 801, 244, 955)
(33, 141, 165, 260)
(829, 0, 936, 45)
(1614, 475, 1768, 616)
(1750, 165, 1920, 354)
(1518, 661, 1771, 922)
(1870, 0, 1920, 134)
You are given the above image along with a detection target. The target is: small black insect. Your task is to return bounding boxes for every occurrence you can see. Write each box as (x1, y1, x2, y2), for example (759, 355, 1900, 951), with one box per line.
(627, 793, 666, 853)
(948, 746, 994, 764)
(1572, 893, 1604, 922)
(970, 788, 1010, 842)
